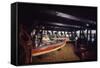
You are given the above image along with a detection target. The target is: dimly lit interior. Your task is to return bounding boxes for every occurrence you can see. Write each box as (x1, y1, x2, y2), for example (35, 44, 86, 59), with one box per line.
(18, 3, 97, 65)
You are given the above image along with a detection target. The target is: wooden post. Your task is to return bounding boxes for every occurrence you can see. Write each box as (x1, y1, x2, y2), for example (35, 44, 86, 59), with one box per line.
(19, 25, 33, 64)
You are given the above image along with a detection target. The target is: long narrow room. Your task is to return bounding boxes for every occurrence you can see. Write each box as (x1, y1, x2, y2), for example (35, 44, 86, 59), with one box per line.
(18, 3, 97, 64)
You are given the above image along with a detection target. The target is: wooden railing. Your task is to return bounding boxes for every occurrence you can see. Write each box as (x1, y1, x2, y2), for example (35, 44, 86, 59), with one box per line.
(32, 39, 67, 56)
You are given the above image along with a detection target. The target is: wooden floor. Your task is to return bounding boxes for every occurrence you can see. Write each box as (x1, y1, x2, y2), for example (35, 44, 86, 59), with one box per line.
(32, 43, 80, 63)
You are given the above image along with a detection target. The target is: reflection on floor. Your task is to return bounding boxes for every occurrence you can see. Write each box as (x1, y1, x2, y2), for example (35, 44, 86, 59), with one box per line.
(32, 43, 80, 63)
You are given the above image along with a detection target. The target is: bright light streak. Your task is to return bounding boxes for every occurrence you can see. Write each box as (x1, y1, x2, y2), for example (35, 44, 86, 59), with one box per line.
(56, 11, 81, 21)
(50, 22, 80, 28)
(55, 11, 96, 24)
